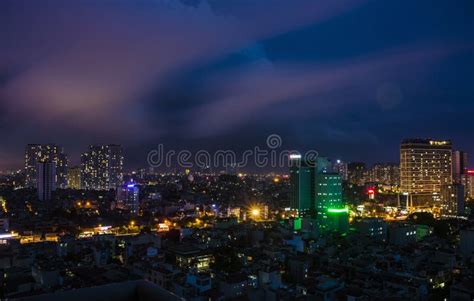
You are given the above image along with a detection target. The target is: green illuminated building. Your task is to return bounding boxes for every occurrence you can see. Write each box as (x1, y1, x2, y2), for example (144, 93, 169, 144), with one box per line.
(289, 155, 315, 215)
(326, 207, 349, 233)
(289, 155, 349, 233)
(315, 173, 343, 218)
(315, 172, 348, 232)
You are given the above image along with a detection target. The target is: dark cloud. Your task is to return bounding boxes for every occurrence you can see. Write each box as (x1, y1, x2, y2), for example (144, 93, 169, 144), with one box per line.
(0, 0, 472, 170)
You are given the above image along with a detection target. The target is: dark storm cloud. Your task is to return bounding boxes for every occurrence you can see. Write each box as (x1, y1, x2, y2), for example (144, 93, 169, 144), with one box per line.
(0, 0, 472, 169)
(0, 0, 366, 168)
(185, 44, 471, 136)
(145, 42, 471, 136)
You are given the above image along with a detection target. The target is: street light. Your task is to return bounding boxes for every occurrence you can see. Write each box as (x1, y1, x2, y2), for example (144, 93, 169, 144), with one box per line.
(251, 208, 260, 217)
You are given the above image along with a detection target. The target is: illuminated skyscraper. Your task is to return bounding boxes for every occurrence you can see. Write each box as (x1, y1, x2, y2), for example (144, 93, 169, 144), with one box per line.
(289, 154, 315, 215)
(452, 150, 468, 184)
(37, 162, 56, 201)
(81, 146, 108, 190)
(24, 144, 68, 188)
(67, 166, 81, 189)
(400, 139, 452, 196)
(116, 182, 140, 214)
(315, 172, 346, 232)
(25, 144, 41, 187)
(81, 145, 124, 190)
(108, 144, 124, 189)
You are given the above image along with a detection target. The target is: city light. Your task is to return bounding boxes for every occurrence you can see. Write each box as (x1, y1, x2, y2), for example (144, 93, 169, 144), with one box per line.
(251, 208, 260, 216)
(429, 140, 449, 145)
(0, 2, 469, 298)
(327, 207, 349, 213)
(157, 223, 170, 232)
(0, 197, 7, 213)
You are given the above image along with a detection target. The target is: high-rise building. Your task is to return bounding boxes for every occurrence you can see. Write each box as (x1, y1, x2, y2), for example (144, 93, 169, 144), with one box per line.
(81, 145, 124, 190)
(289, 154, 347, 232)
(462, 169, 474, 200)
(24, 144, 68, 188)
(37, 162, 56, 201)
(116, 182, 140, 214)
(452, 150, 468, 184)
(369, 163, 400, 186)
(347, 162, 366, 185)
(25, 144, 41, 188)
(315, 156, 348, 233)
(108, 144, 124, 189)
(315, 172, 347, 227)
(81, 146, 108, 190)
(67, 166, 81, 190)
(56, 151, 68, 188)
(400, 139, 452, 195)
(289, 154, 315, 215)
(333, 159, 348, 181)
(440, 184, 465, 217)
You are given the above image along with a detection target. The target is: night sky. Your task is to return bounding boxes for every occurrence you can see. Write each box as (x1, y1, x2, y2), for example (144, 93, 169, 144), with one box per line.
(0, 0, 473, 170)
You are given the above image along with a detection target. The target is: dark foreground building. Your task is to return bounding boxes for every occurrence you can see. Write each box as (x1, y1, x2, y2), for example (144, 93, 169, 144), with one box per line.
(19, 280, 183, 301)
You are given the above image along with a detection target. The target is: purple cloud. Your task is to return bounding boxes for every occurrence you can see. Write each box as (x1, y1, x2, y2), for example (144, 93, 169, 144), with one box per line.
(0, 0, 365, 134)
(0, 0, 471, 169)
(186, 43, 471, 136)
(0, 0, 369, 168)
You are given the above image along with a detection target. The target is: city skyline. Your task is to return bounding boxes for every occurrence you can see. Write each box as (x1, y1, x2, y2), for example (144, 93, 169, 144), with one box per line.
(0, 0, 473, 169)
(0, 137, 471, 173)
(1, 2, 474, 300)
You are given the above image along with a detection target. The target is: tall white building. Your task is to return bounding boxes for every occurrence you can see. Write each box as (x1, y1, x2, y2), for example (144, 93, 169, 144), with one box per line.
(400, 139, 452, 194)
